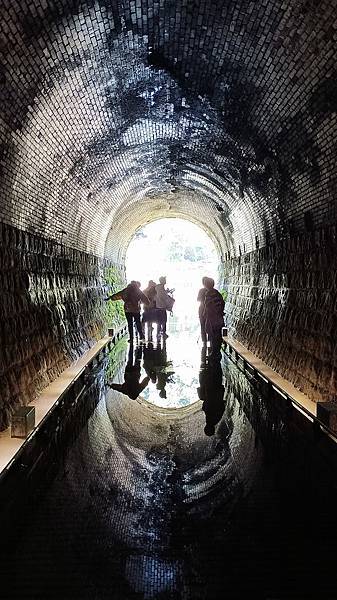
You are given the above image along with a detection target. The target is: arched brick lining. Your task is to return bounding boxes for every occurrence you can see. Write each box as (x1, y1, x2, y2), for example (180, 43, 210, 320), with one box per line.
(1, 0, 337, 425)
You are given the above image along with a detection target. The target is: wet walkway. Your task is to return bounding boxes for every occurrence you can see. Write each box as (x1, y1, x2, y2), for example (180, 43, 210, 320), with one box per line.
(2, 319, 337, 599)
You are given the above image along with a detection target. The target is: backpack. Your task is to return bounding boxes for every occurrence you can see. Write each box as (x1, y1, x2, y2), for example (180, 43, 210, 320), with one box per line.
(165, 294, 175, 311)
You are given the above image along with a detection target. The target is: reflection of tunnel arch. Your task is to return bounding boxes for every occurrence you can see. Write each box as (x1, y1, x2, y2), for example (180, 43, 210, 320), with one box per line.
(56, 384, 260, 564)
(6, 370, 264, 597)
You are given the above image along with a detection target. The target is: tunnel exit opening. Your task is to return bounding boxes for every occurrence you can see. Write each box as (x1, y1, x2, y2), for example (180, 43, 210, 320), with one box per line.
(125, 217, 223, 332)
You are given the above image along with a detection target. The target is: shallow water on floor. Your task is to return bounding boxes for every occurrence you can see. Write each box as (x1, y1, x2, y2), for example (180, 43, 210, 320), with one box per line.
(2, 323, 337, 600)
(109, 318, 203, 409)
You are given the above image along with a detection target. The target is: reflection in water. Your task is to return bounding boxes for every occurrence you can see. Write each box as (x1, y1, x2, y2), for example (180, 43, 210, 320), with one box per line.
(108, 316, 204, 408)
(143, 340, 174, 399)
(4, 324, 337, 600)
(197, 348, 226, 436)
(108, 344, 150, 400)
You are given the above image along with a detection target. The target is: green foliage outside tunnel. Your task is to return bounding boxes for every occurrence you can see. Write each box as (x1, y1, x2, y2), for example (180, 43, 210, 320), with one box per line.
(104, 264, 126, 329)
(220, 288, 228, 302)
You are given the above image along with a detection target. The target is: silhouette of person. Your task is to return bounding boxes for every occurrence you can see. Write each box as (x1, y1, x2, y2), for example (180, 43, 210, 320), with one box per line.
(197, 276, 208, 344)
(108, 345, 150, 400)
(156, 370, 169, 399)
(105, 280, 149, 343)
(203, 277, 225, 356)
(143, 339, 173, 400)
(197, 350, 225, 436)
(155, 276, 174, 338)
(142, 280, 157, 339)
(143, 341, 158, 383)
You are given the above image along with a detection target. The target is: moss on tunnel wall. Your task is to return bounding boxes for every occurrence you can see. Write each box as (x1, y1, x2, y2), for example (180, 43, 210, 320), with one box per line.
(225, 223, 337, 403)
(104, 264, 126, 329)
(2, 0, 337, 426)
(2, 0, 337, 258)
(0, 222, 125, 431)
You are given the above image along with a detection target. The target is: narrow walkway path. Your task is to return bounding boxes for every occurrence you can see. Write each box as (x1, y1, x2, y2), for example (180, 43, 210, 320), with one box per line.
(0, 328, 126, 474)
(224, 336, 317, 416)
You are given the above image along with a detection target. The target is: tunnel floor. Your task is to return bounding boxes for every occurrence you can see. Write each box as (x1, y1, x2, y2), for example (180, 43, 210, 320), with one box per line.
(2, 319, 337, 600)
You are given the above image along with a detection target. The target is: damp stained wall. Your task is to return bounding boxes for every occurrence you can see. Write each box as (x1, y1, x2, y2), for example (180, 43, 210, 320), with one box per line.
(1, 0, 337, 419)
(0, 222, 125, 430)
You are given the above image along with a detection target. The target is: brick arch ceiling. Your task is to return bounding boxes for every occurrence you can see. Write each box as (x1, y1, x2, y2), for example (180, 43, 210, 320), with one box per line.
(1, 0, 336, 260)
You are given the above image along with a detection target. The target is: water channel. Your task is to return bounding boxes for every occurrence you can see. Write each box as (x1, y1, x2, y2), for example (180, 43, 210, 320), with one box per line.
(2, 318, 337, 599)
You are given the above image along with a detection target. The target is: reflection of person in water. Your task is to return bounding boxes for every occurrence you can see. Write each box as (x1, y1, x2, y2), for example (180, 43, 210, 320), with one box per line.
(143, 342, 158, 383)
(156, 371, 169, 399)
(108, 345, 150, 400)
(143, 339, 173, 400)
(198, 349, 225, 436)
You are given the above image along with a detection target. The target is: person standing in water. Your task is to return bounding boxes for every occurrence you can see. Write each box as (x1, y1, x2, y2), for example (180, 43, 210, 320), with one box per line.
(203, 277, 225, 355)
(105, 280, 149, 343)
(155, 276, 174, 338)
(142, 280, 157, 339)
(197, 276, 208, 345)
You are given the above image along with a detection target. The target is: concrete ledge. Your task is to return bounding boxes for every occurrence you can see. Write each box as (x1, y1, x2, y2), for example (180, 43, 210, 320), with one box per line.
(223, 336, 337, 443)
(0, 326, 127, 475)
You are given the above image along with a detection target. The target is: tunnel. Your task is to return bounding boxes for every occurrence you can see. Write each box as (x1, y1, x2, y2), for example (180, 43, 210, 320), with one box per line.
(1, 1, 337, 598)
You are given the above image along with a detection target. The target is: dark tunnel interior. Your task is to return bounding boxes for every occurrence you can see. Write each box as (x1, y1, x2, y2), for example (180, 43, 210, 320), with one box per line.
(1, 0, 337, 420)
(2, 329, 337, 599)
(1, 1, 337, 598)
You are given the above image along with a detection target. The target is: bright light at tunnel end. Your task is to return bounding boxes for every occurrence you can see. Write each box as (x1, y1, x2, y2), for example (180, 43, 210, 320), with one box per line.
(126, 218, 221, 322)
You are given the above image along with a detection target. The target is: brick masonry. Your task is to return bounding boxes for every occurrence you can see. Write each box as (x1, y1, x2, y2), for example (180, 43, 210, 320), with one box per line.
(225, 223, 337, 402)
(0, 221, 124, 431)
(0, 1, 337, 407)
(0, 1, 337, 260)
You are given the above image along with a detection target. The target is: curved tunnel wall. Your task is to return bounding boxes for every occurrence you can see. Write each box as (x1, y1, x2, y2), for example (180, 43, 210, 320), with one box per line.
(1, 0, 337, 426)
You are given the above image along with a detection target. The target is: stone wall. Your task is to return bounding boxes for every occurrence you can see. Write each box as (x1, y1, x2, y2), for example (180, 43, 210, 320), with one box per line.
(0, 221, 124, 431)
(2, 1, 337, 259)
(225, 223, 337, 403)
